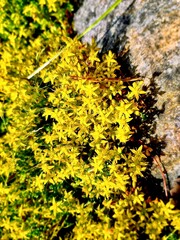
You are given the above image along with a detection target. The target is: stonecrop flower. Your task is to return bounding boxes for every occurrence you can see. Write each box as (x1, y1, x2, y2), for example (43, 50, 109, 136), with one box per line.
(0, 3, 179, 238)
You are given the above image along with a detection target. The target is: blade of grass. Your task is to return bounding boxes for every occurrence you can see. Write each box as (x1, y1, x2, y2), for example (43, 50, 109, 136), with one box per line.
(27, 0, 122, 80)
(77, 0, 122, 39)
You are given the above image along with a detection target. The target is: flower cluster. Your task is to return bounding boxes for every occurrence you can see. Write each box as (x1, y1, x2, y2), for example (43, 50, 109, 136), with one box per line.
(0, 1, 179, 239)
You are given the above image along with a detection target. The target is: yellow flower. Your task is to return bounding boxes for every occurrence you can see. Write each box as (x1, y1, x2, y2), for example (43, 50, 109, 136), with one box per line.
(115, 124, 131, 143)
(41, 163, 54, 174)
(88, 49, 100, 65)
(33, 174, 44, 191)
(91, 124, 105, 141)
(104, 51, 117, 67)
(91, 156, 104, 174)
(131, 145, 146, 159)
(128, 81, 146, 100)
(50, 197, 62, 217)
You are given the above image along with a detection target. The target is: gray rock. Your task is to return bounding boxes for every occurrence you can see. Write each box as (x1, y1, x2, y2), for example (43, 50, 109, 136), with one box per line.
(74, 0, 180, 189)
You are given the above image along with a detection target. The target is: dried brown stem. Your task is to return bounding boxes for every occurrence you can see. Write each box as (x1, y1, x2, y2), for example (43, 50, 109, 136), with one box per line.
(70, 75, 141, 83)
(153, 155, 168, 198)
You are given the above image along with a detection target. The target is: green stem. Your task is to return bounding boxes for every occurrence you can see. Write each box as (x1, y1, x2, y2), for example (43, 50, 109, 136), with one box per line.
(78, 0, 122, 39)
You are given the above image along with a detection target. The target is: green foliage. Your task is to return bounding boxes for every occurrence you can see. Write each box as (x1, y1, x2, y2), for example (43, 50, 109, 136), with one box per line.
(0, 0, 73, 42)
(0, 1, 180, 239)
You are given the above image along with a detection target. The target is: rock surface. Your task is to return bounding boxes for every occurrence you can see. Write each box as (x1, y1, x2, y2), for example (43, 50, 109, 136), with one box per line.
(74, 0, 180, 189)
